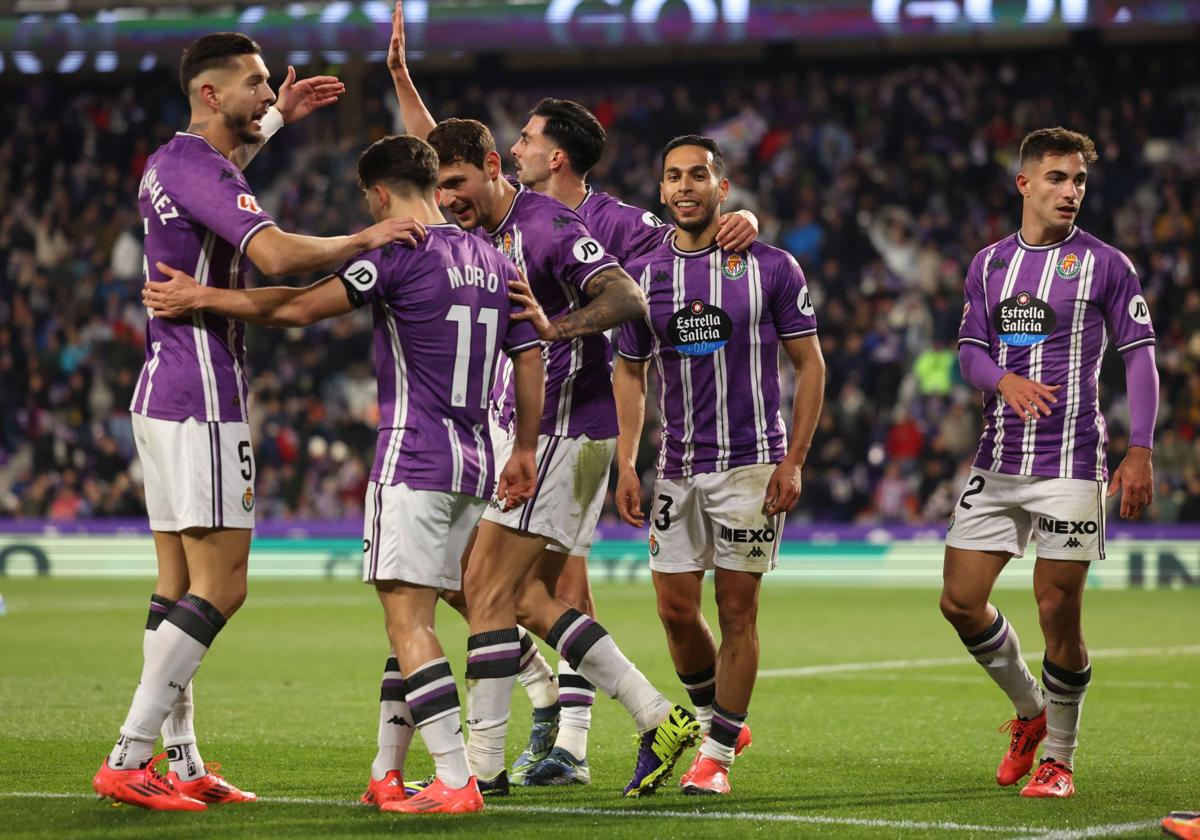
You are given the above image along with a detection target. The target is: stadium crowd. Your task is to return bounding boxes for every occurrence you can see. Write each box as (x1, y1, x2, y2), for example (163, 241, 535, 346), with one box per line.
(2, 43, 1199, 524)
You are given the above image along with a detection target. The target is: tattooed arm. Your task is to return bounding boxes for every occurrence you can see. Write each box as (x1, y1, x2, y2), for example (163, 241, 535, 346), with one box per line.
(508, 267, 647, 342)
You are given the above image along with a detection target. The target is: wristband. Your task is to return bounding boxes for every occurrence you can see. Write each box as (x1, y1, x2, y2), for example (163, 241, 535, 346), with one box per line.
(260, 106, 285, 139)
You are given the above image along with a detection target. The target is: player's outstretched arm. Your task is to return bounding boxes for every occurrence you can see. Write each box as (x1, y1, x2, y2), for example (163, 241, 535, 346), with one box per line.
(387, 0, 437, 140)
(512, 267, 646, 342)
(230, 66, 345, 170)
(144, 262, 354, 327)
(613, 356, 650, 527)
(715, 209, 760, 252)
(765, 335, 825, 516)
(496, 346, 546, 511)
(245, 219, 425, 276)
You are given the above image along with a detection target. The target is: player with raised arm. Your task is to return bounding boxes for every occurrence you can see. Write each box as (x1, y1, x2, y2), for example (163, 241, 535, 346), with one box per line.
(941, 127, 1157, 798)
(504, 97, 761, 785)
(612, 135, 825, 796)
(388, 3, 701, 798)
(143, 134, 545, 815)
(91, 33, 424, 812)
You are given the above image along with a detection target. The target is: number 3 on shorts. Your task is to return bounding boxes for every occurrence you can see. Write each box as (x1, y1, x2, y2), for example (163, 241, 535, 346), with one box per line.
(654, 494, 673, 530)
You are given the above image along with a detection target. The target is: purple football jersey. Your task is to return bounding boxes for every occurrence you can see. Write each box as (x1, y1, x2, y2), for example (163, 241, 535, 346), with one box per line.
(129, 132, 276, 423)
(481, 182, 621, 438)
(336, 225, 540, 497)
(957, 227, 1155, 481)
(617, 237, 818, 479)
(575, 188, 671, 265)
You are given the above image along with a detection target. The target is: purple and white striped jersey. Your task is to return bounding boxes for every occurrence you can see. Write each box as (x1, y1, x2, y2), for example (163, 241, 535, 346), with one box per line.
(957, 226, 1155, 481)
(482, 181, 621, 439)
(617, 237, 818, 480)
(130, 132, 276, 423)
(336, 225, 541, 497)
(574, 188, 671, 265)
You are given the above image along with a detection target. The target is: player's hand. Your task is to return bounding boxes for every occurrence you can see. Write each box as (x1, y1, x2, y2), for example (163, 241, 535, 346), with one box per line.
(508, 276, 557, 340)
(764, 455, 803, 516)
(1108, 445, 1153, 519)
(715, 209, 759, 252)
(358, 217, 427, 250)
(387, 1, 409, 75)
(997, 372, 1060, 422)
(143, 262, 202, 318)
(274, 66, 345, 124)
(496, 448, 537, 512)
(615, 465, 645, 527)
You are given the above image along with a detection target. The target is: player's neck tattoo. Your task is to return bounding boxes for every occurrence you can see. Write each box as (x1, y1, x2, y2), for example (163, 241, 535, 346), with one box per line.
(187, 120, 209, 134)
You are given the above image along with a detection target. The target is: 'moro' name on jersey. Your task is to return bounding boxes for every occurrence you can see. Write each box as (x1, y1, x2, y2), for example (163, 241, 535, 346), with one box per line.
(139, 166, 180, 225)
(447, 263, 500, 293)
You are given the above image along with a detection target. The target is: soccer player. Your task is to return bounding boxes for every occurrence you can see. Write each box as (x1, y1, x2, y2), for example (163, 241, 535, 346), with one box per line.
(91, 33, 426, 811)
(143, 134, 546, 815)
(506, 97, 761, 784)
(942, 127, 1157, 798)
(388, 4, 702, 798)
(611, 135, 825, 795)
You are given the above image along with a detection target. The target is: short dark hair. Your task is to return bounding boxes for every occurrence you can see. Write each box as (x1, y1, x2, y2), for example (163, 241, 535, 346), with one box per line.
(426, 118, 496, 170)
(530, 98, 606, 176)
(661, 134, 726, 179)
(357, 135, 439, 197)
(179, 32, 261, 97)
(1019, 127, 1098, 165)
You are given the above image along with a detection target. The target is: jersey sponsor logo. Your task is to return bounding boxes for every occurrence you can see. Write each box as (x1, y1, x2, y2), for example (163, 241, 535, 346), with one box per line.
(721, 253, 747, 280)
(648, 533, 660, 557)
(719, 525, 775, 544)
(1037, 516, 1097, 535)
(798, 287, 815, 316)
(236, 193, 262, 214)
(668, 300, 733, 355)
(342, 259, 379, 292)
(242, 487, 255, 512)
(1055, 252, 1081, 279)
(572, 236, 606, 264)
(993, 291, 1056, 347)
(642, 210, 664, 228)
(1128, 294, 1151, 325)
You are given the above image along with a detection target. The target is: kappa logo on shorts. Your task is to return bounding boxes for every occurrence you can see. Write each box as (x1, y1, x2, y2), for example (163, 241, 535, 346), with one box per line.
(748, 546, 766, 558)
(1063, 537, 1084, 549)
(241, 487, 254, 512)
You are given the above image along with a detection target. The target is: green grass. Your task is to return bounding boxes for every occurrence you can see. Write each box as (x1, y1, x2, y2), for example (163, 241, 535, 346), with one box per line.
(0, 578, 1196, 838)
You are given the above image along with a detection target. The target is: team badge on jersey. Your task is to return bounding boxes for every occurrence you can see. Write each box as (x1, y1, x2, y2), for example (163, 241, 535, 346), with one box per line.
(242, 487, 255, 512)
(993, 291, 1057, 347)
(498, 231, 517, 261)
(669, 300, 733, 356)
(721, 253, 748, 280)
(1055, 253, 1081, 279)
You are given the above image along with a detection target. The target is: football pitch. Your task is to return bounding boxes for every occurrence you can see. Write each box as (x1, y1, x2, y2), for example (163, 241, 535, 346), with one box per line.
(1, 577, 1195, 838)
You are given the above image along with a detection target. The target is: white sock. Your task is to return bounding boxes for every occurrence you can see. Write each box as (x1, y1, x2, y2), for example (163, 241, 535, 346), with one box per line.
(612, 665, 672, 733)
(373, 655, 415, 781)
(463, 632, 521, 781)
(696, 705, 713, 735)
(1041, 657, 1091, 768)
(960, 609, 1044, 720)
(516, 627, 559, 711)
(145, 610, 208, 781)
(418, 712, 471, 790)
(554, 661, 593, 760)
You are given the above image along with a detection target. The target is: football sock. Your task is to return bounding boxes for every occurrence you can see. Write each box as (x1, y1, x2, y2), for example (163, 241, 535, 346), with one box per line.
(554, 662, 593, 760)
(110, 594, 226, 769)
(146, 595, 208, 781)
(372, 655, 415, 781)
(678, 664, 716, 734)
(464, 628, 521, 781)
(406, 658, 470, 790)
(547, 608, 670, 734)
(959, 608, 1044, 720)
(699, 701, 746, 767)
(1041, 656, 1091, 769)
(516, 626, 559, 713)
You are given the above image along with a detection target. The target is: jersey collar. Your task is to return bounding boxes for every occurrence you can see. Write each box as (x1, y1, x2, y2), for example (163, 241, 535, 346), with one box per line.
(485, 181, 524, 236)
(668, 232, 720, 258)
(175, 131, 225, 158)
(1016, 225, 1079, 251)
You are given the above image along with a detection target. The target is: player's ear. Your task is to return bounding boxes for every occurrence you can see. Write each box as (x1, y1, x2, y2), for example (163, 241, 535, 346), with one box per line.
(1015, 169, 1030, 197)
(484, 150, 502, 181)
(718, 177, 731, 203)
(198, 80, 220, 113)
(373, 184, 391, 210)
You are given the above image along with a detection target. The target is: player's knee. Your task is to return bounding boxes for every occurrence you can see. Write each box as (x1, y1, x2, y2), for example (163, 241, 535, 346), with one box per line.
(656, 594, 701, 634)
(1036, 588, 1078, 628)
(715, 597, 758, 637)
(938, 591, 979, 628)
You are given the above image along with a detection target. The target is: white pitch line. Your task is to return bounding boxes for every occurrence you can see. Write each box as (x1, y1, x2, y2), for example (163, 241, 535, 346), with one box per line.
(759, 644, 1200, 678)
(1007, 819, 1159, 840)
(0, 791, 1056, 835)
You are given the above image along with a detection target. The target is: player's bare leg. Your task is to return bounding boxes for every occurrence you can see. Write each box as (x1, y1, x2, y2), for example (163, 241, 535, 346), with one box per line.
(371, 582, 474, 806)
(1021, 558, 1091, 798)
(653, 569, 719, 729)
(941, 547, 1046, 786)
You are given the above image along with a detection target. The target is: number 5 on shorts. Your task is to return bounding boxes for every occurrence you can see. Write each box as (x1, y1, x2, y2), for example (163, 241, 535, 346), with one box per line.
(238, 441, 253, 481)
